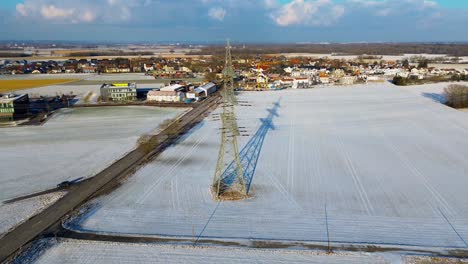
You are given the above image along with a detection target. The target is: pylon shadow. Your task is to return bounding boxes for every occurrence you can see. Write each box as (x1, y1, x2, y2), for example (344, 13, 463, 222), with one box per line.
(219, 98, 281, 194)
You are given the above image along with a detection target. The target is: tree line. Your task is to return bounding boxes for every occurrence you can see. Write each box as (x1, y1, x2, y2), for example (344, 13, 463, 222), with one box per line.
(189, 43, 468, 56)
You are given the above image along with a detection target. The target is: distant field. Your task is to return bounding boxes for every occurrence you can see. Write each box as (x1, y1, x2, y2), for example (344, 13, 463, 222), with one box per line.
(67, 78, 204, 86)
(0, 79, 78, 93)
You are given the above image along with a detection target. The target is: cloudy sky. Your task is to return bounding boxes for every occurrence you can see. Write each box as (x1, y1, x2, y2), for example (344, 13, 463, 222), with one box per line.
(0, 0, 467, 43)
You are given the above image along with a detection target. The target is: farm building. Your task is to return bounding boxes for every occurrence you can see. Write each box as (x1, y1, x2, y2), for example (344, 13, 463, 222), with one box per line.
(0, 94, 29, 121)
(100, 83, 137, 102)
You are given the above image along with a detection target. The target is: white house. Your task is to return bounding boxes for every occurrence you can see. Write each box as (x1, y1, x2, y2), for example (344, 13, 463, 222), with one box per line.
(278, 78, 294, 88)
(292, 78, 311, 89)
(319, 76, 330, 84)
(144, 64, 154, 72)
(339, 76, 355, 85)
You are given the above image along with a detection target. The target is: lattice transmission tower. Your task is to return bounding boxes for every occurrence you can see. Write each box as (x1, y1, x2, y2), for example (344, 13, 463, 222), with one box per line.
(211, 39, 247, 200)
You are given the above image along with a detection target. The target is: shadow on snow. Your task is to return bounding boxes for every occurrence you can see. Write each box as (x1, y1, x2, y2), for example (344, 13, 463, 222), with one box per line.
(220, 99, 281, 194)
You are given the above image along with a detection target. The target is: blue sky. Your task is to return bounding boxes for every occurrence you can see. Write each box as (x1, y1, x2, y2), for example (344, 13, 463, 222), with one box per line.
(0, 0, 467, 42)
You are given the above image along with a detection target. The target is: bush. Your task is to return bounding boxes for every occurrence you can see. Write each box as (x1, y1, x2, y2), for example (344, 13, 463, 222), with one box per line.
(393, 76, 409, 86)
(444, 84, 468, 108)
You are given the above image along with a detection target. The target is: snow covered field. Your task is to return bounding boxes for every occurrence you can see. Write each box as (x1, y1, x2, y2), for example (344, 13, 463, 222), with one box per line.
(399, 81, 468, 104)
(69, 82, 468, 249)
(0, 192, 64, 238)
(24, 239, 392, 264)
(0, 106, 185, 202)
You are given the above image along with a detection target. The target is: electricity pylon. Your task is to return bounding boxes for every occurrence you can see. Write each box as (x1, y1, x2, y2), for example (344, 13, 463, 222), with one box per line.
(211, 39, 247, 200)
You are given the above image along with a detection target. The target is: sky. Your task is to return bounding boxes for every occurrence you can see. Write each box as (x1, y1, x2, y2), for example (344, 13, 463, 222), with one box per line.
(0, 0, 467, 43)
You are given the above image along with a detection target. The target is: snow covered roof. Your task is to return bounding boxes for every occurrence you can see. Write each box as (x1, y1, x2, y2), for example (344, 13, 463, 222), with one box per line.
(0, 94, 27, 103)
(194, 87, 205, 94)
(148, 90, 181, 96)
(160, 84, 184, 92)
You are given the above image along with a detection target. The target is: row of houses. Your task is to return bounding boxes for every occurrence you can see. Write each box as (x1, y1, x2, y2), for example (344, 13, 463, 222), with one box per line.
(100, 82, 217, 103)
(243, 63, 468, 89)
(0, 56, 205, 75)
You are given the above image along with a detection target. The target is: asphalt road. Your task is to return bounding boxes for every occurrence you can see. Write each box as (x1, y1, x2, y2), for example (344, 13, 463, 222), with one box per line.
(0, 94, 221, 263)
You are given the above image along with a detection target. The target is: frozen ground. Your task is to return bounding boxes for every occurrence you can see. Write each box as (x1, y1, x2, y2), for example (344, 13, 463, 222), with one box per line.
(0, 106, 185, 202)
(23, 239, 392, 264)
(399, 81, 468, 104)
(0, 192, 64, 238)
(70, 82, 468, 249)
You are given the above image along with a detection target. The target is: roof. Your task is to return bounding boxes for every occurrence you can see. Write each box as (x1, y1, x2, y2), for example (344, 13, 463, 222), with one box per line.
(160, 84, 184, 92)
(194, 87, 205, 94)
(148, 90, 181, 96)
(0, 94, 27, 103)
(101, 83, 136, 89)
(200, 82, 216, 90)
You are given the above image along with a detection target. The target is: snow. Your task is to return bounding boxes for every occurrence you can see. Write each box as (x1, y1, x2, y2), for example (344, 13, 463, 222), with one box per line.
(69, 82, 468, 249)
(20, 84, 101, 98)
(0, 192, 64, 238)
(406, 256, 468, 263)
(399, 82, 468, 104)
(27, 239, 391, 264)
(0, 106, 185, 202)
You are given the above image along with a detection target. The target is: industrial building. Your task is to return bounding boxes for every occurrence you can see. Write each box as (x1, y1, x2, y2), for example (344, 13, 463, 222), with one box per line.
(159, 84, 186, 92)
(147, 90, 185, 102)
(186, 82, 217, 101)
(186, 88, 205, 101)
(0, 94, 29, 121)
(100, 83, 137, 102)
(198, 82, 217, 96)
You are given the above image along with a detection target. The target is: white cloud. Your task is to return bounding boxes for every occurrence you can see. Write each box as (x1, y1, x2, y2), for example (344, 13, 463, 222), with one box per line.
(348, 0, 439, 11)
(40, 5, 74, 20)
(264, 0, 278, 9)
(15, 4, 28, 16)
(208, 7, 227, 21)
(273, 0, 345, 26)
(81, 10, 97, 23)
(14, 0, 150, 23)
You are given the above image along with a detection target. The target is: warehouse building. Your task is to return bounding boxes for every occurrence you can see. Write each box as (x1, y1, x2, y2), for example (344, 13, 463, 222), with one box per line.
(186, 82, 217, 101)
(100, 83, 137, 102)
(0, 94, 29, 121)
(147, 90, 185, 102)
(160, 84, 186, 92)
(186, 88, 205, 101)
(198, 82, 217, 96)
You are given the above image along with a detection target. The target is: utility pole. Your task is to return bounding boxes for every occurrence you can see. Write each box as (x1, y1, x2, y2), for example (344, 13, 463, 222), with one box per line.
(211, 39, 246, 200)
